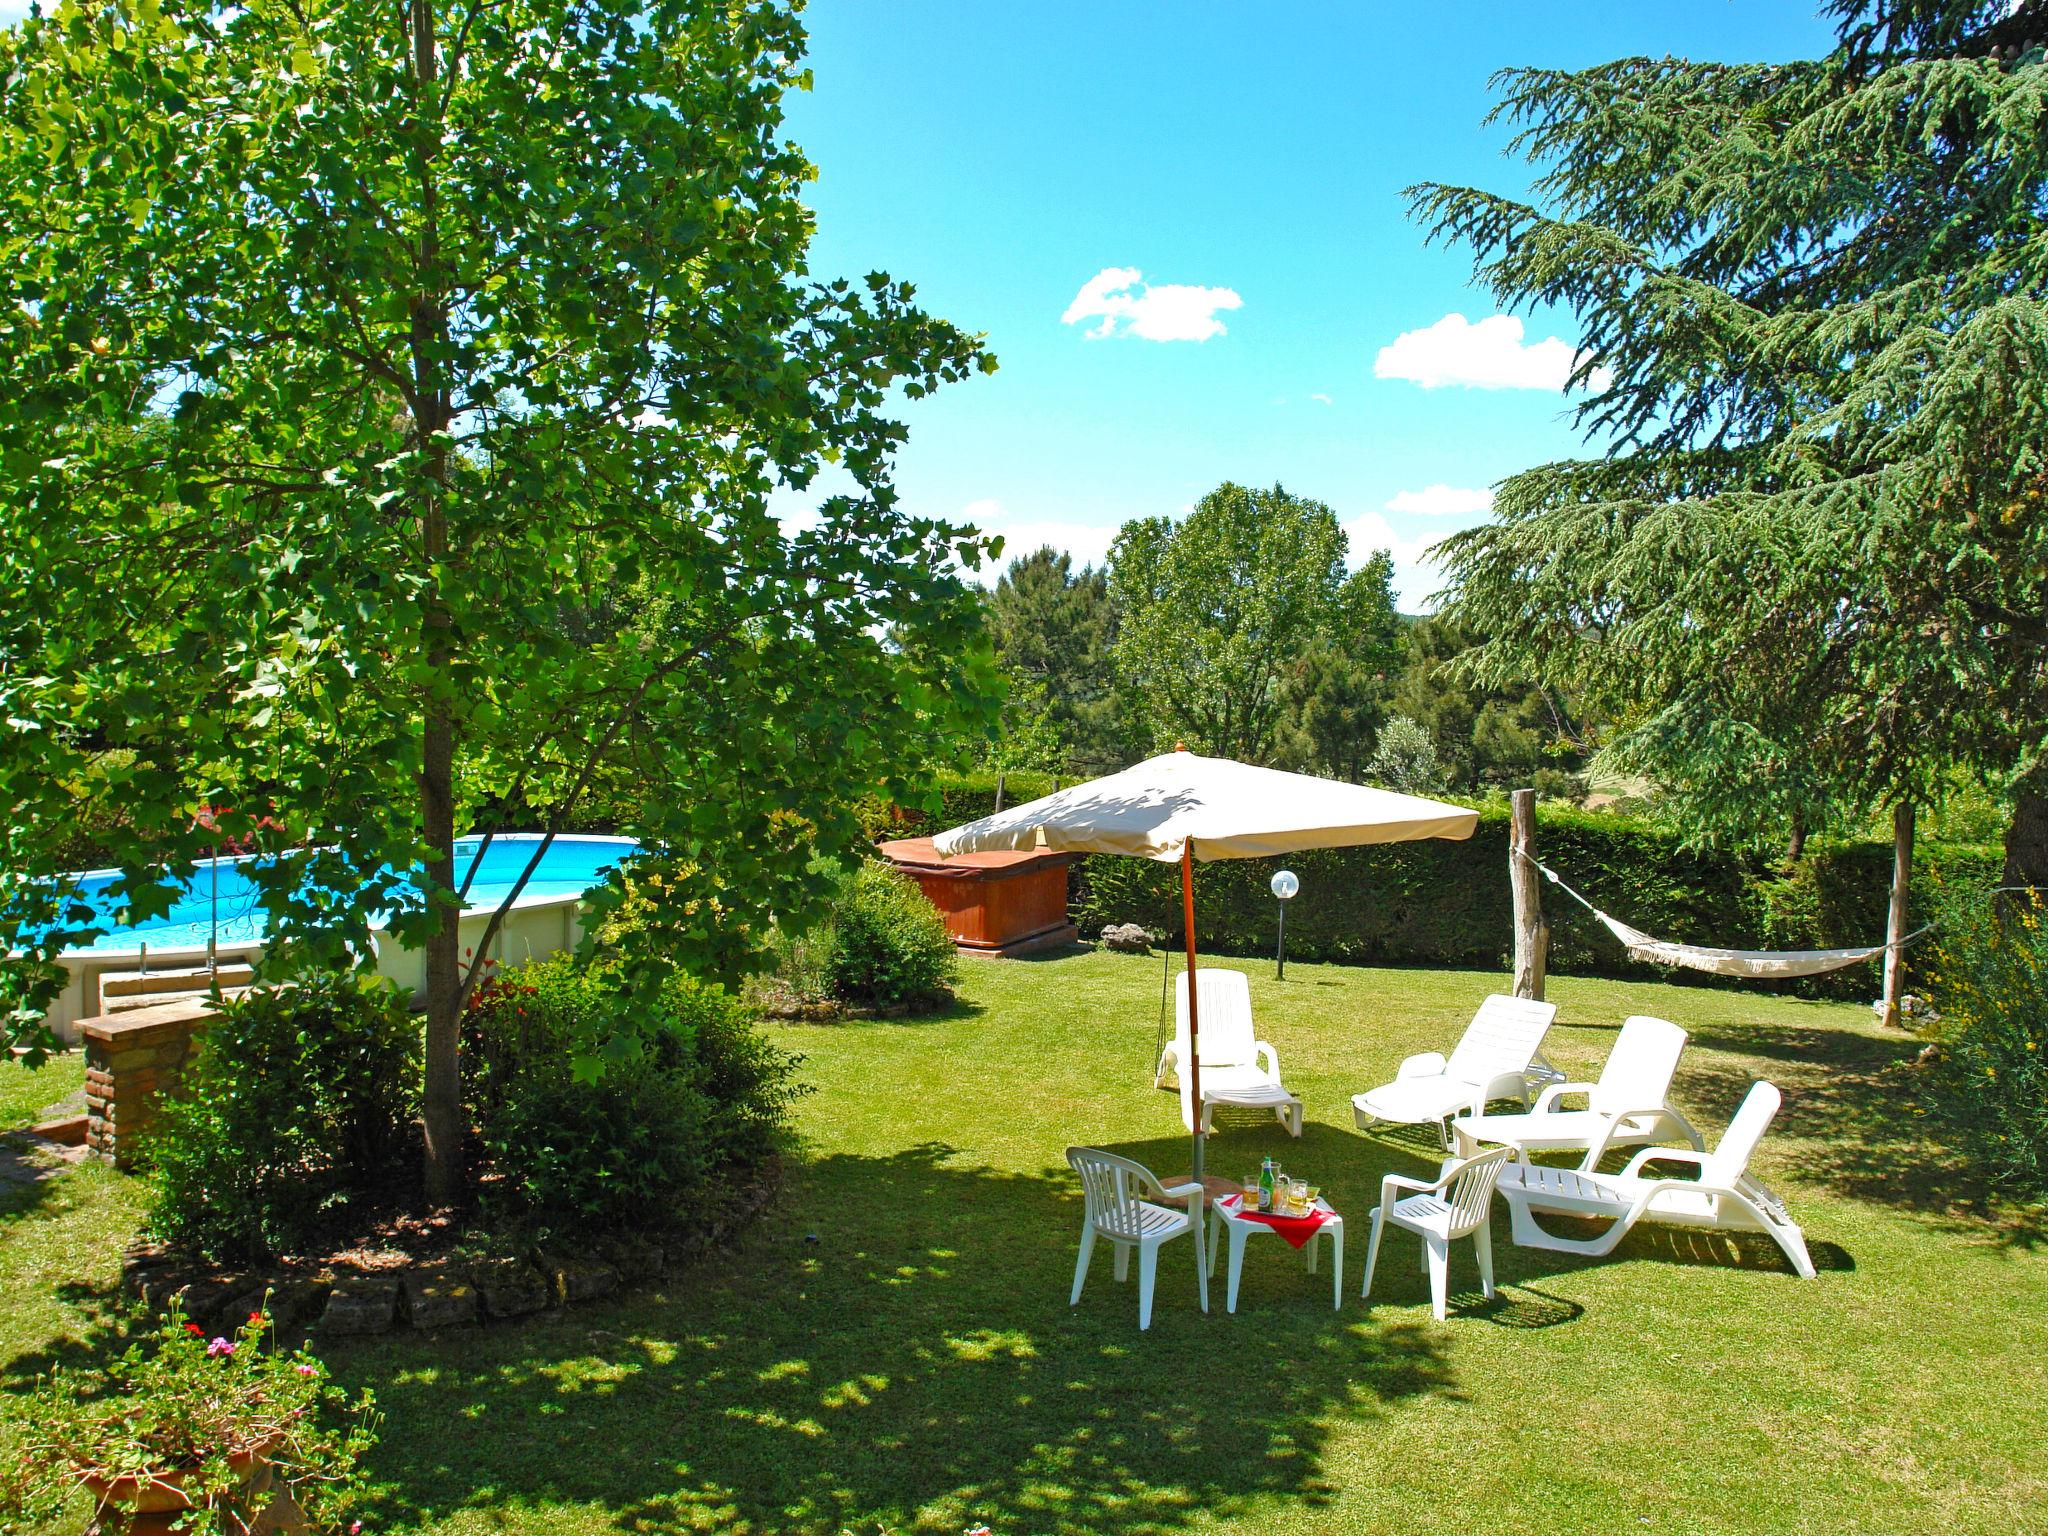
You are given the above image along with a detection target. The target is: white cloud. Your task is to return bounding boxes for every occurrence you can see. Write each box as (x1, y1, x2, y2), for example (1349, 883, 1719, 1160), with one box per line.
(957, 498, 1118, 581)
(1309, 392, 1333, 406)
(1061, 266, 1242, 343)
(1373, 312, 1610, 392)
(1384, 483, 1495, 518)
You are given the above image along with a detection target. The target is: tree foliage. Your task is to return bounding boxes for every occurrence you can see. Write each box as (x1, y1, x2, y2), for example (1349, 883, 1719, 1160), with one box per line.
(1413, 0, 2048, 863)
(985, 546, 1124, 772)
(1108, 483, 1395, 766)
(0, 0, 1001, 1196)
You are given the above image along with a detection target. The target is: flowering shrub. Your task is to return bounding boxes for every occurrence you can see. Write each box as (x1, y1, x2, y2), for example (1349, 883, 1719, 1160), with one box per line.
(5, 1306, 377, 1534)
(1921, 887, 2048, 1199)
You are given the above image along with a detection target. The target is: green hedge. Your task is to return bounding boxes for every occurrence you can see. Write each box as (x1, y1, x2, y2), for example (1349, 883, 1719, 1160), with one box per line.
(882, 780, 2002, 1002)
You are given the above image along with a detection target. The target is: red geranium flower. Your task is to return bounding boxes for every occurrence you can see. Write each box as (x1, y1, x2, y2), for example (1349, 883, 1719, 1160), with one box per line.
(185, 1323, 204, 1337)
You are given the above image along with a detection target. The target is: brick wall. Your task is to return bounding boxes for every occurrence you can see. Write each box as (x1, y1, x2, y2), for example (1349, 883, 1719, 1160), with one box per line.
(79, 998, 220, 1169)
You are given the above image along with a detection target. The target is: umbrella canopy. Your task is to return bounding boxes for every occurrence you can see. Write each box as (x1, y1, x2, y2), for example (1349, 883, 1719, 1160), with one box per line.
(931, 749, 1478, 862)
(931, 749, 1478, 1189)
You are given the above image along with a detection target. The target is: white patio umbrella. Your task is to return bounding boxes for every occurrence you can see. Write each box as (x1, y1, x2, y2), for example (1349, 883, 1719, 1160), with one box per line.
(931, 747, 1479, 1183)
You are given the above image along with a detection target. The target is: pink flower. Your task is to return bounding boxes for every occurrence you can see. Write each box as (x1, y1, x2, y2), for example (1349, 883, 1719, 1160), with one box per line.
(350, 1522, 364, 1534)
(296, 1363, 318, 1376)
(207, 1337, 235, 1357)
(967, 1526, 993, 1536)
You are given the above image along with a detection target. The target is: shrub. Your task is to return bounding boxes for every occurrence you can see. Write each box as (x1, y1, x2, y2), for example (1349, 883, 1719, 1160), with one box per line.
(1921, 888, 2048, 1199)
(823, 861, 958, 1011)
(1531, 767, 1585, 804)
(1364, 714, 1445, 795)
(147, 971, 420, 1263)
(465, 958, 804, 1242)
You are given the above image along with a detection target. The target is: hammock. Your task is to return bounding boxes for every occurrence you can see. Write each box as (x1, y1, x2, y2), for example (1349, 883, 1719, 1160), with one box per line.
(1521, 853, 1927, 979)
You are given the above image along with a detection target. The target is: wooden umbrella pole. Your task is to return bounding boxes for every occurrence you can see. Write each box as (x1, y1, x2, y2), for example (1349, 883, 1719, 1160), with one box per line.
(1182, 839, 1203, 1185)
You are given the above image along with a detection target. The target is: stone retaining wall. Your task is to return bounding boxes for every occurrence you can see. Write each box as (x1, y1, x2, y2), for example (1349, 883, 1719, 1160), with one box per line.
(79, 997, 220, 1167)
(121, 1161, 783, 1339)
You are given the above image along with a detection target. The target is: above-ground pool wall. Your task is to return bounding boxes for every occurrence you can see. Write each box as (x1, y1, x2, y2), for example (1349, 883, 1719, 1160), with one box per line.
(40, 943, 265, 1047)
(39, 895, 589, 1046)
(372, 895, 587, 1002)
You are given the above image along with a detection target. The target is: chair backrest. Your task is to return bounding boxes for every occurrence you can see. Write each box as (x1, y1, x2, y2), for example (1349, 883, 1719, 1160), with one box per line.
(1444, 994, 1557, 1086)
(1442, 1146, 1514, 1236)
(1589, 1015, 1688, 1116)
(1067, 1146, 1161, 1237)
(1174, 968, 1257, 1068)
(1702, 1081, 1782, 1188)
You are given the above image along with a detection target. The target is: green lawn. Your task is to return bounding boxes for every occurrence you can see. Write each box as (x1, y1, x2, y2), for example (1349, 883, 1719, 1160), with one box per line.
(4, 954, 2045, 1534)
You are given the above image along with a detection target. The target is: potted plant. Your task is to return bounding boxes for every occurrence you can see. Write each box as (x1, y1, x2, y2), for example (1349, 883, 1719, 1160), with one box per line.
(7, 1305, 377, 1534)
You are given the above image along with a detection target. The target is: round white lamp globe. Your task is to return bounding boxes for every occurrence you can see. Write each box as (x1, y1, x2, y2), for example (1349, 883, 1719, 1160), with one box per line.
(1270, 870, 1299, 901)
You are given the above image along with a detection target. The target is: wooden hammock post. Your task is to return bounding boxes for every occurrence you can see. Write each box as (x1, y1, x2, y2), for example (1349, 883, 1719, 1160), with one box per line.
(1510, 788, 1548, 1001)
(1882, 800, 1915, 1029)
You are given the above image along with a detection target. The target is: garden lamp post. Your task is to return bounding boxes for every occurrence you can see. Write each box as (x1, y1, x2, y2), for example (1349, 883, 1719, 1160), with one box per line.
(1271, 869, 1298, 980)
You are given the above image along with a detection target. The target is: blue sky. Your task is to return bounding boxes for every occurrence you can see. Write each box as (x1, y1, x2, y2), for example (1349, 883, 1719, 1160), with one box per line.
(783, 0, 1840, 607)
(0, 0, 1840, 606)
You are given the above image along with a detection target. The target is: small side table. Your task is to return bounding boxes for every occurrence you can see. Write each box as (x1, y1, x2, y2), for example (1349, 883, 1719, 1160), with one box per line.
(1207, 1194, 1343, 1312)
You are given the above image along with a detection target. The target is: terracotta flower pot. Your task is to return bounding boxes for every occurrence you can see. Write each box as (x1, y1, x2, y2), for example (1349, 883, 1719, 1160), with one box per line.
(84, 1444, 276, 1535)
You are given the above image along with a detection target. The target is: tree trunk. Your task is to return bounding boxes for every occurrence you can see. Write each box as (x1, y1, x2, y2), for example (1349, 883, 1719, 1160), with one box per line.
(1784, 815, 1806, 868)
(1510, 787, 1548, 1001)
(1881, 801, 1914, 1030)
(2003, 761, 2048, 895)
(420, 689, 462, 1206)
(408, 0, 462, 1208)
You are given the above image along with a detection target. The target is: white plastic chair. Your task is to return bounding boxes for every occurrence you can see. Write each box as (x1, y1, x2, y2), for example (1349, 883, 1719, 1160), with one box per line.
(1494, 1081, 1816, 1279)
(1154, 969, 1302, 1136)
(1066, 1147, 1209, 1329)
(1352, 994, 1560, 1148)
(1451, 1014, 1704, 1170)
(1361, 1146, 1514, 1321)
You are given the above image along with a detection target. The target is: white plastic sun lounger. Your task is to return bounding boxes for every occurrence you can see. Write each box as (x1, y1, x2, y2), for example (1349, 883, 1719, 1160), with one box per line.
(1352, 994, 1559, 1148)
(1493, 1080, 1815, 1279)
(1155, 968, 1303, 1137)
(1450, 1014, 1704, 1171)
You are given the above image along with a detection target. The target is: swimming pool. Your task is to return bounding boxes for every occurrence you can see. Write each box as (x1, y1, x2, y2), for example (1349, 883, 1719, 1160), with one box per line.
(36, 834, 638, 1040)
(55, 834, 639, 957)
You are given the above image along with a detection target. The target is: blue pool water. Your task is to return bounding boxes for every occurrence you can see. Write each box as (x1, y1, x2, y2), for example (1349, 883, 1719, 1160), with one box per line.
(56, 834, 638, 957)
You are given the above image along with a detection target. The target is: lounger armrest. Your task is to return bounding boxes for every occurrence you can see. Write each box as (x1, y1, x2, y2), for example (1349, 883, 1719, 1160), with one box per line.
(1159, 1181, 1205, 1200)
(1619, 1145, 1709, 1179)
(1532, 1080, 1595, 1114)
(1396, 1050, 1448, 1080)
(1576, 1105, 1680, 1172)
(1254, 1040, 1280, 1079)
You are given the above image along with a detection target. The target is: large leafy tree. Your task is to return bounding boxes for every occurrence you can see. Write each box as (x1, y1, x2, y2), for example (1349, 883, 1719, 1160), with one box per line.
(0, 0, 1000, 1201)
(1108, 483, 1386, 764)
(1414, 0, 2048, 877)
(1271, 550, 1402, 782)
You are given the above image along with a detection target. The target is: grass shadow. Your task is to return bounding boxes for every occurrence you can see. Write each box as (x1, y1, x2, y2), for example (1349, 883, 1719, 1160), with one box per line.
(342, 1142, 1458, 1536)
(1675, 1019, 2046, 1248)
